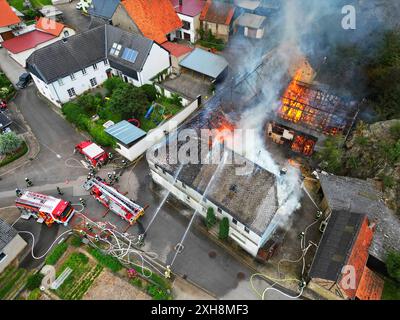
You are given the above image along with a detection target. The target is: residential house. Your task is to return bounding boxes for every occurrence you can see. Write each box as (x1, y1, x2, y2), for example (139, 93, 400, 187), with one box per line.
(317, 172, 400, 270)
(0, 0, 22, 42)
(308, 209, 384, 300)
(200, 0, 235, 42)
(161, 41, 193, 72)
(234, 12, 266, 39)
(88, 0, 120, 23)
(26, 24, 171, 106)
(111, 0, 182, 44)
(2, 18, 75, 67)
(0, 218, 27, 274)
(170, 0, 206, 43)
(147, 136, 289, 257)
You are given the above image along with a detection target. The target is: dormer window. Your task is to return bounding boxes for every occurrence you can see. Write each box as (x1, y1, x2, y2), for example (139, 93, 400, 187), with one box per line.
(110, 43, 122, 56)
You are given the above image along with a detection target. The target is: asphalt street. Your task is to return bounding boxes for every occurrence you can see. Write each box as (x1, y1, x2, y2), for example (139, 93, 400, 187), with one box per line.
(0, 85, 89, 192)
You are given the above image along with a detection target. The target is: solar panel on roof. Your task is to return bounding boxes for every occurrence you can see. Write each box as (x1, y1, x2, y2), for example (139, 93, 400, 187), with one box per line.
(121, 48, 138, 63)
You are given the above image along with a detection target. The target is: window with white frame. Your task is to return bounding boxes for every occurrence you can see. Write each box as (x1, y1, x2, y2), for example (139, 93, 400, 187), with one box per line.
(244, 227, 250, 233)
(70, 73, 76, 81)
(67, 88, 76, 97)
(82, 68, 87, 75)
(90, 77, 97, 87)
(0, 252, 7, 263)
(104, 59, 109, 65)
(93, 63, 98, 70)
(109, 43, 122, 56)
(58, 78, 64, 86)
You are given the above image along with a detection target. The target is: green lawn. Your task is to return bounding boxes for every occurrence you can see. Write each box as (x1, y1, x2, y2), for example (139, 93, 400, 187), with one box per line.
(382, 278, 400, 300)
(55, 252, 103, 300)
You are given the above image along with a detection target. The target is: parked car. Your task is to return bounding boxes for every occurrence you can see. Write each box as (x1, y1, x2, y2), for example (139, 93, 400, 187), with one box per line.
(0, 99, 7, 110)
(16, 73, 32, 89)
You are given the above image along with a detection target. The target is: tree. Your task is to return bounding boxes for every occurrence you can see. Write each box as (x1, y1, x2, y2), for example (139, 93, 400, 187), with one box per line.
(103, 77, 125, 96)
(206, 207, 216, 229)
(314, 135, 344, 174)
(108, 85, 150, 120)
(0, 132, 23, 155)
(219, 217, 229, 240)
(387, 251, 400, 282)
(25, 273, 44, 291)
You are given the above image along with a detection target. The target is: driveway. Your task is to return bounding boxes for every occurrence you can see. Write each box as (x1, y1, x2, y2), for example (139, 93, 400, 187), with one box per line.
(56, 1, 91, 32)
(0, 48, 25, 86)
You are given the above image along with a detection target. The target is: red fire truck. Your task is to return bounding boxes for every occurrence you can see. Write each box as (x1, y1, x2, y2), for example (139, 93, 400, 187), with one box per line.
(83, 177, 144, 225)
(74, 141, 109, 167)
(15, 191, 75, 227)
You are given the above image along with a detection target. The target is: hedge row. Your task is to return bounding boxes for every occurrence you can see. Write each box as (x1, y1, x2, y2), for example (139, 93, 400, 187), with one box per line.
(87, 248, 123, 273)
(62, 102, 116, 147)
(0, 141, 28, 168)
(45, 242, 68, 265)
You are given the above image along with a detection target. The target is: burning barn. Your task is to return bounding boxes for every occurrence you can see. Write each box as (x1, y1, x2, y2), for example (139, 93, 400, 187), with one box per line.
(147, 135, 292, 258)
(267, 69, 359, 156)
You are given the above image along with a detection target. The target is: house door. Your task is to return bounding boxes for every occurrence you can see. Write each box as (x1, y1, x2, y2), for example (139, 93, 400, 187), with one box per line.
(184, 32, 191, 41)
(124, 76, 128, 83)
(106, 69, 112, 78)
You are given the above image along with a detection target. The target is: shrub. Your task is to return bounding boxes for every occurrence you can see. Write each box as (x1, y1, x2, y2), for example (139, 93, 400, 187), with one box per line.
(130, 278, 143, 288)
(141, 84, 158, 102)
(87, 122, 116, 147)
(103, 77, 126, 96)
(45, 242, 68, 265)
(387, 251, 400, 282)
(88, 248, 123, 272)
(25, 273, 44, 291)
(27, 288, 41, 300)
(77, 93, 102, 115)
(70, 235, 82, 247)
(0, 141, 28, 167)
(0, 132, 23, 155)
(219, 217, 229, 240)
(206, 207, 216, 229)
(147, 284, 170, 300)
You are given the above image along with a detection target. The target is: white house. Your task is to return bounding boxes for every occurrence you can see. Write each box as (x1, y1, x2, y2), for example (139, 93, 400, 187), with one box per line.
(170, 0, 206, 43)
(147, 137, 282, 257)
(26, 24, 171, 107)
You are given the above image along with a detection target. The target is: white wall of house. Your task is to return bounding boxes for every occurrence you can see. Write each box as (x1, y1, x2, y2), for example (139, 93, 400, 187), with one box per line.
(148, 162, 261, 257)
(32, 60, 110, 106)
(140, 43, 171, 84)
(113, 98, 199, 161)
(0, 235, 27, 274)
(176, 13, 200, 43)
(243, 27, 264, 39)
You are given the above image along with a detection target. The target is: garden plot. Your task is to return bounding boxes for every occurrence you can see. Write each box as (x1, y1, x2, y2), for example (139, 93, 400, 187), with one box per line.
(83, 270, 150, 300)
(53, 251, 103, 300)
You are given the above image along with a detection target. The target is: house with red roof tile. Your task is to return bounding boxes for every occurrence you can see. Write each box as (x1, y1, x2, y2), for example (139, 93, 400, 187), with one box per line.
(0, 0, 21, 42)
(2, 18, 75, 67)
(161, 41, 193, 71)
(200, 0, 235, 42)
(170, 0, 206, 43)
(111, 0, 183, 44)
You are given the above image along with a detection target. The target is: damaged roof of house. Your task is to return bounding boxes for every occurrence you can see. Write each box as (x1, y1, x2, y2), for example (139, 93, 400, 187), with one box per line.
(308, 209, 366, 281)
(148, 137, 279, 235)
(200, 0, 235, 25)
(319, 173, 400, 262)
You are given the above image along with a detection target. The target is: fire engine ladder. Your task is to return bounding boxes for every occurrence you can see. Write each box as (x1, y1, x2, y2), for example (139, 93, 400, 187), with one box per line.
(84, 178, 144, 216)
(16, 197, 53, 212)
